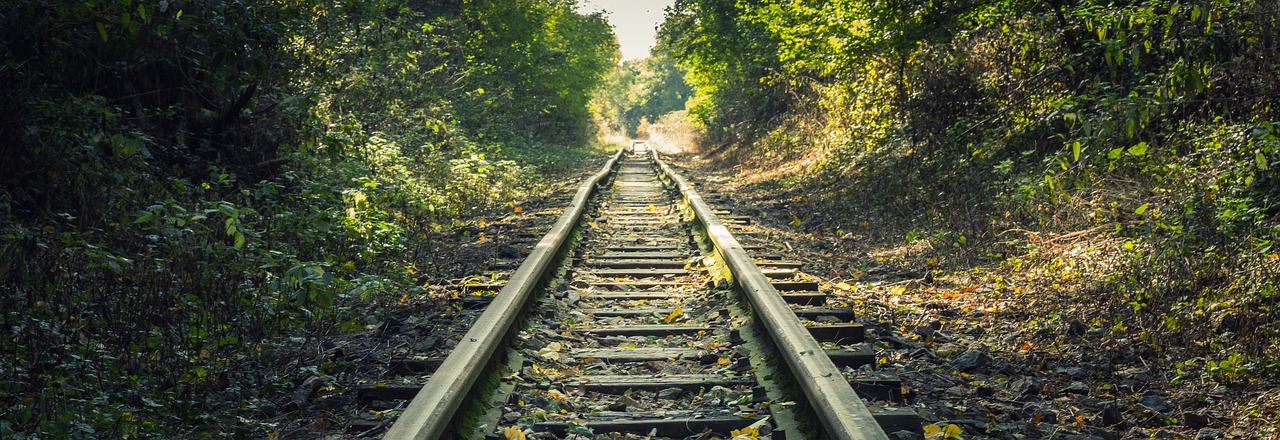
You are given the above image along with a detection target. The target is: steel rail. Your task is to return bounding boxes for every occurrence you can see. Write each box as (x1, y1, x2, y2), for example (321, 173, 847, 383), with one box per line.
(384, 148, 627, 440)
(651, 150, 890, 440)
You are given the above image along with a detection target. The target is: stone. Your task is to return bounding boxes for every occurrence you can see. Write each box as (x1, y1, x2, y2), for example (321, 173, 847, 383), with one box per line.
(657, 387, 684, 399)
(563, 291, 581, 303)
(951, 350, 991, 373)
(1195, 428, 1224, 440)
(1063, 381, 1090, 395)
(1183, 410, 1212, 428)
(888, 430, 924, 440)
(1101, 404, 1124, 426)
(1022, 403, 1058, 424)
(1136, 393, 1171, 413)
(1057, 366, 1088, 380)
(935, 343, 963, 357)
(971, 385, 996, 397)
(1009, 376, 1043, 397)
(1067, 320, 1088, 337)
(498, 244, 522, 259)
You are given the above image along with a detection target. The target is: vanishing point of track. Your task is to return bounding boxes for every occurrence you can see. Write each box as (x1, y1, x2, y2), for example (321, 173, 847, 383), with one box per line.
(375, 144, 919, 439)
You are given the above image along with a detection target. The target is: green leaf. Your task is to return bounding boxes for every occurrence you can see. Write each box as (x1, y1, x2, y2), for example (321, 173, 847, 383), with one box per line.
(1128, 142, 1149, 156)
(234, 232, 245, 249)
(1108, 147, 1124, 160)
(1135, 203, 1149, 215)
(1071, 141, 1081, 162)
(1256, 151, 1269, 171)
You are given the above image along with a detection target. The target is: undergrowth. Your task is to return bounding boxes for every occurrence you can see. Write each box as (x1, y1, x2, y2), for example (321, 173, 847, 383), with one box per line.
(662, 0, 1280, 386)
(0, 0, 615, 437)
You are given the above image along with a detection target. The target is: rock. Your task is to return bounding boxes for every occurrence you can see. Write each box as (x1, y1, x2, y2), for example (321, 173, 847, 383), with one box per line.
(714, 277, 730, 290)
(951, 350, 991, 373)
(1057, 366, 1088, 380)
(377, 316, 403, 335)
(498, 244, 522, 259)
(288, 375, 332, 410)
(946, 386, 967, 397)
(254, 402, 278, 417)
(935, 343, 963, 357)
(1195, 428, 1224, 439)
(644, 360, 667, 372)
(1009, 376, 1043, 397)
(888, 430, 924, 440)
(1063, 381, 1090, 395)
(1101, 404, 1124, 426)
(1116, 367, 1153, 383)
(504, 411, 522, 422)
(1182, 410, 1212, 428)
(618, 394, 647, 410)
(1215, 312, 1240, 332)
(914, 324, 937, 338)
(971, 385, 996, 397)
(1022, 403, 1058, 424)
(563, 290, 581, 303)
(658, 387, 684, 399)
(1066, 320, 1088, 337)
(1061, 435, 1105, 440)
(1136, 393, 1171, 413)
(412, 336, 439, 352)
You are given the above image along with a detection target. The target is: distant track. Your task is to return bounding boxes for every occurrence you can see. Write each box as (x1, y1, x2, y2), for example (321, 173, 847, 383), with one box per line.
(370, 143, 918, 439)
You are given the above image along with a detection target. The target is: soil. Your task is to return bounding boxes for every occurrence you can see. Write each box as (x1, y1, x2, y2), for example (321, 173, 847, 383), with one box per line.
(663, 152, 1279, 440)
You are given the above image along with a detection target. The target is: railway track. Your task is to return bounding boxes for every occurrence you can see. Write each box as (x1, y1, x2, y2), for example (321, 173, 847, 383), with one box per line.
(367, 144, 919, 439)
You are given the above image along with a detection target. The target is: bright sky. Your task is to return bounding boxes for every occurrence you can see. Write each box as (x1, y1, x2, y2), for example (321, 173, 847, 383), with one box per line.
(577, 0, 676, 61)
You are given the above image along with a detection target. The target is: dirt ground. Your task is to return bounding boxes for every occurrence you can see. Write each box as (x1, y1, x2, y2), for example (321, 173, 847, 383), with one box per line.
(663, 151, 1279, 440)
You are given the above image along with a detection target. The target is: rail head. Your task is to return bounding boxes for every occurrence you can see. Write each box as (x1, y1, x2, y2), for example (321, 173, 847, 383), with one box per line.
(650, 151, 890, 440)
(383, 148, 627, 440)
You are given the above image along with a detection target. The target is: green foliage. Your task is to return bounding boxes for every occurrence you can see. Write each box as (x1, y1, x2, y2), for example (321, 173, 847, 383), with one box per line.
(659, 0, 790, 146)
(0, 0, 614, 436)
(591, 49, 693, 137)
(661, 0, 1280, 374)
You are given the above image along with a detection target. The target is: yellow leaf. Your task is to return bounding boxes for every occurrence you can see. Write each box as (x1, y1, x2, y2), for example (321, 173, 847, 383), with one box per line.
(923, 424, 943, 440)
(665, 305, 684, 323)
(717, 357, 730, 365)
(791, 215, 802, 227)
(503, 425, 526, 440)
(514, 206, 522, 213)
(943, 423, 963, 438)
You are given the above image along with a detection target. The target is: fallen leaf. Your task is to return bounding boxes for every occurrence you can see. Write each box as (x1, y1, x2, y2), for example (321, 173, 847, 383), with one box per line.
(503, 426, 526, 440)
(664, 305, 683, 323)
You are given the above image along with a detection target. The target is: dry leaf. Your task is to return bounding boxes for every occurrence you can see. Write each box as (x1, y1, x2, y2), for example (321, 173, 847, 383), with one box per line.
(502, 426, 526, 440)
(664, 305, 683, 323)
